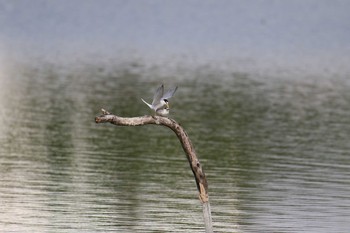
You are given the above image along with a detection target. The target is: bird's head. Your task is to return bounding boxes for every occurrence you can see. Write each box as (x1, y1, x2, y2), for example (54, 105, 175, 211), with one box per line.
(163, 99, 170, 108)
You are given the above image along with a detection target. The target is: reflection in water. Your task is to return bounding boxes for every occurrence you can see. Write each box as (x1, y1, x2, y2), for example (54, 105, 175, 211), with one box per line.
(0, 63, 350, 232)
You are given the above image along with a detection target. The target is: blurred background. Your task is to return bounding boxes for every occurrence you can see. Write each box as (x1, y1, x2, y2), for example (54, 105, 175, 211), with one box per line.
(1, 1, 350, 232)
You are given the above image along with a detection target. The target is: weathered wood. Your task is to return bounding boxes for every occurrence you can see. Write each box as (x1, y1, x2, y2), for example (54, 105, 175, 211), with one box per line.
(95, 109, 209, 203)
(95, 108, 213, 232)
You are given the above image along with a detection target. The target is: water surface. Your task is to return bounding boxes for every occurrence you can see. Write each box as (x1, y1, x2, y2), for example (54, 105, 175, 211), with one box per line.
(0, 64, 349, 232)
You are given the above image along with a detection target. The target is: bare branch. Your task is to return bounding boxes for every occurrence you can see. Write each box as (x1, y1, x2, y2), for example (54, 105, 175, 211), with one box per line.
(95, 109, 213, 232)
(95, 109, 209, 203)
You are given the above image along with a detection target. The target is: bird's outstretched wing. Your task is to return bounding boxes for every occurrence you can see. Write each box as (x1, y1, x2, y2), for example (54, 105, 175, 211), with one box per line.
(162, 86, 178, 100)
(152, 84, 164, 106)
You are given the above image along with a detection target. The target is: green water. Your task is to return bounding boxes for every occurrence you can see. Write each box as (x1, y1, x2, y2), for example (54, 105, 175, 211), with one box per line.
(0, 63, 349, 232)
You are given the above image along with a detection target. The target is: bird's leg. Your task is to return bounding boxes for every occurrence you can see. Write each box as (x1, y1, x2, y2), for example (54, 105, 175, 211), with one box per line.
(152, 110, 157, 119)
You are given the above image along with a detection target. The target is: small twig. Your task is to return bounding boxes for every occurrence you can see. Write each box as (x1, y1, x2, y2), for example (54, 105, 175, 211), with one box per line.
(95, 109, 213, 232)
(101, 108, 111, 115)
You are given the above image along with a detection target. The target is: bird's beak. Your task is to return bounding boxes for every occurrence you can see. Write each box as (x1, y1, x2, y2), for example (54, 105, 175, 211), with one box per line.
(165, 102, 170, 108)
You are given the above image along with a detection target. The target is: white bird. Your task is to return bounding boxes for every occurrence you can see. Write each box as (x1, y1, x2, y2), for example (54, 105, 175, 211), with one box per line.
(141, 84, 178, 116)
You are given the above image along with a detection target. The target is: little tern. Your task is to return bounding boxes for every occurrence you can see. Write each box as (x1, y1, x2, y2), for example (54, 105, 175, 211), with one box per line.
(141, 84, 178, 116)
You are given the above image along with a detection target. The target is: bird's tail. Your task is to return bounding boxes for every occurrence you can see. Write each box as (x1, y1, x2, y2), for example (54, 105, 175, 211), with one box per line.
(141, 98, 153, 109)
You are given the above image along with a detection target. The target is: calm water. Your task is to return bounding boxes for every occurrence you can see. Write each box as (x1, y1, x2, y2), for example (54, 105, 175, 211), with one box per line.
(0, 63, 349, 232)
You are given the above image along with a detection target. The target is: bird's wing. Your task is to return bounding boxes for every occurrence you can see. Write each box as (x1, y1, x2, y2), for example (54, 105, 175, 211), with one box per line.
(152, 84, 164, 106)
(162, 86, 178, 100)
(141, 98, 153, 109)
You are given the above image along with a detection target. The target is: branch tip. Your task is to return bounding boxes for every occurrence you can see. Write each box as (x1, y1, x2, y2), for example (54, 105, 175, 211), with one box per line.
(101, 108, 111, 115)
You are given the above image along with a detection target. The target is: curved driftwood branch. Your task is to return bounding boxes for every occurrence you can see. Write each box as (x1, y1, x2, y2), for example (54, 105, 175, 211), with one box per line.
(95, 109, 213, 233)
